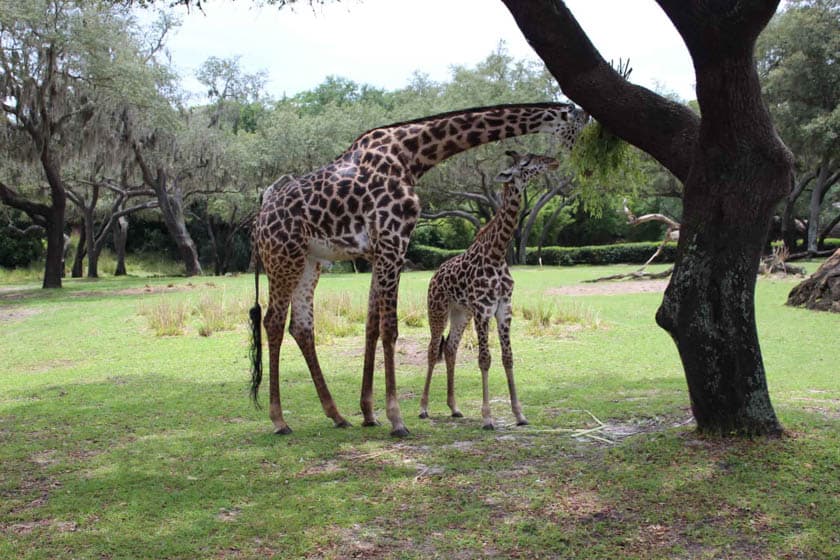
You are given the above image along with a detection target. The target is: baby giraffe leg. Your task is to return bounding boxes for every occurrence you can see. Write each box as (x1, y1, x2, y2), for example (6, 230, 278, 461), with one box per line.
(420, 292, 448, 419)
(474, 315, 494, 430)
(444, 307, 470, 418)
(497, 300, 527, 425)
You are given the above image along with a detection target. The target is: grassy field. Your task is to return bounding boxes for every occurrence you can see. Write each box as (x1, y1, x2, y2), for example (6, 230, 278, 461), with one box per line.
(0, 263, 837, 559)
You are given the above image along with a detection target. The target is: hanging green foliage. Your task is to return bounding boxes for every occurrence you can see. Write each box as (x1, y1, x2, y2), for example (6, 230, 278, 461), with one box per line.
(568, 121, 645, 217)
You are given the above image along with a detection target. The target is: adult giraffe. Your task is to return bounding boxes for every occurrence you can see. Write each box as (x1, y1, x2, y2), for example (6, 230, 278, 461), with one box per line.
(250, 102, 588, 437)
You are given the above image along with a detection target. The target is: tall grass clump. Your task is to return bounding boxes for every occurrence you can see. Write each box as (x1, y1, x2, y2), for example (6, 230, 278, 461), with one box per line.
(138, 298, 190, 336)
(194, 290, 242, 337)
(314, 292, 366, 343)
(398, 292, 427, 328)
(517, 298, 601, 336)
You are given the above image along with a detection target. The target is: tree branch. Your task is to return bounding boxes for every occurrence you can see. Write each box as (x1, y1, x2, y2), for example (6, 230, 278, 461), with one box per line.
(0, 180, 50, 224)
(500, 0, 699, 181)
(420, 210, 482, 229)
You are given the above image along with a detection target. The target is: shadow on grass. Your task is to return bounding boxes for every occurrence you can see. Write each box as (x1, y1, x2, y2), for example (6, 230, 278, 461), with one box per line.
(1, 372, 837, 559)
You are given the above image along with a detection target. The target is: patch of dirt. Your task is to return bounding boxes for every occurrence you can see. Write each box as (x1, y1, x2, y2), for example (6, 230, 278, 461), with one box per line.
(2, 519, 77, 535)
(547, 279, 668, 296)
(0, 307, 39, 323)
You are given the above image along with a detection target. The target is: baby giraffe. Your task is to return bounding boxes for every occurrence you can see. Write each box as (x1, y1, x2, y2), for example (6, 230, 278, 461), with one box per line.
(420, 150, 559, 429)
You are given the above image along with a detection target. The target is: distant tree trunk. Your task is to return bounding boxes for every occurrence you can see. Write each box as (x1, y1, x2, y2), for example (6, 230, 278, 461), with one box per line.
(156, 177, 201, 276)
(806, 164, 832, 254)
(84, 207, 99, 279)
(806, 164, 839, 253)
(517, 179, 569, 264)
(503, 0, 791, 436)
(781, 172, 814, 253)
(72, 226, 86, 278)
(114, 216, 128, 276)
(819, 211, 840, 247)
(130, 140, 202, 276)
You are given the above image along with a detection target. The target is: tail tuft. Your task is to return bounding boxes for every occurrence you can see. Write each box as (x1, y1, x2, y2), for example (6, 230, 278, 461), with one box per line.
(249, 303, 263, 408)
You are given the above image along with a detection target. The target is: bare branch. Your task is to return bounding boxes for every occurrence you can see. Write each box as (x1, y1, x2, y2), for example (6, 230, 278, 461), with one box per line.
(420, 210, 482, 230)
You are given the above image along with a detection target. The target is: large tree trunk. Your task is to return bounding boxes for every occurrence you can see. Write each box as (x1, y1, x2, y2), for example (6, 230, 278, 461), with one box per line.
(502, 0, 791, 436)
(787, 249, 840, 312)
(40, 151, 67, 289)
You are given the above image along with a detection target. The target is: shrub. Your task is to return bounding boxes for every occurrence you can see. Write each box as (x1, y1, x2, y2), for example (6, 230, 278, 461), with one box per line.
(138, 299, 190, 336)
(0, 231, 44, 268)
(406, 244, 462, 269)
(525, 242, 677, 266)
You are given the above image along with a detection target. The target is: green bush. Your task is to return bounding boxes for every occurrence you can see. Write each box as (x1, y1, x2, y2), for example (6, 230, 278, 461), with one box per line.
(0, 231, 44, 268)
(526, 242, 677, 266)
(406, 244, 462, 269)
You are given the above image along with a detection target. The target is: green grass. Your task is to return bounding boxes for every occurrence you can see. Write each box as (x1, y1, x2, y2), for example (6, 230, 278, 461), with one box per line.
(0, 263, 837, 559)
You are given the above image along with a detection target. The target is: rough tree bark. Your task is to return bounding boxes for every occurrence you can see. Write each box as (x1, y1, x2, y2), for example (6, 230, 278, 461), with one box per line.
(503, 0, 792, 436)
(787, 249, 840, 312)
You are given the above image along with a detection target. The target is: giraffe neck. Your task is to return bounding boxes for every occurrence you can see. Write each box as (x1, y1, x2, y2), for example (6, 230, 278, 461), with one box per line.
(346, 103, 571, 181)
(472, 180, 524, 262)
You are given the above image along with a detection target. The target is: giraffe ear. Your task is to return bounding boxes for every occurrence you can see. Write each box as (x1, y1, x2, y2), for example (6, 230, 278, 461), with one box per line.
(494, 170, 512, 183)
(505, 150, 522, 161)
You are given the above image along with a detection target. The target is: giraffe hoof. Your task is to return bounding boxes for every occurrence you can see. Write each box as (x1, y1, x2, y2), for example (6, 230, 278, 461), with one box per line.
(334, 419, 352, 429)
(451, 411, 464, 418)
(273, 426, 293, 435)
(516, 419, 530, 426)
(390, 427, 410, 438)
(418, 412, 429, 419)
(362, 419, 380, 427)
(482, 423, 495, 431)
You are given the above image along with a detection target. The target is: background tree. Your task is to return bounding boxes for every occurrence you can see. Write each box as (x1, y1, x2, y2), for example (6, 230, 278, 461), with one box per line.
(757, 0, 840, 254)
(0, 0, 125, 287)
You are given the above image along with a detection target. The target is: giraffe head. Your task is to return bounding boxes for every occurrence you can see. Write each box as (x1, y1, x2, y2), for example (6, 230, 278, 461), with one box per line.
(494, 151, 559, 187)
(540, 104, 589, 150)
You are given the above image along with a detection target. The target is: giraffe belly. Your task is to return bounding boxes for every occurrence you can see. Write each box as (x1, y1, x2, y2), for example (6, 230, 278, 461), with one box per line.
(308, 232, 370, 262)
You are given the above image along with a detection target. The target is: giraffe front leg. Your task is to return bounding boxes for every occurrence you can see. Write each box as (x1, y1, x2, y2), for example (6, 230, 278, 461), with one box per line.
(360, 282, 380, 427)
(475, 316, 494, 430)
(290, 259, 350, 429)
(497, 301, 527, 426)
(380, 288, 408, 437)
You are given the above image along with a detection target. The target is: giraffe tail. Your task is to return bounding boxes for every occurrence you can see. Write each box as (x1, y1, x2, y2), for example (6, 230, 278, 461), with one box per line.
(249, 248, 263, 409)
(436, 335, 446, 364)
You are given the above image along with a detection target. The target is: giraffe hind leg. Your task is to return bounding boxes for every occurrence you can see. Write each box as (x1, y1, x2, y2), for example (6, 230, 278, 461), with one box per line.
(496, 300, 527, 426)
(444, 306, 471, 419)
(420, 286, 448, 419)
(264, 286, 293, 435)
(289, 258, 350, 428)
(474, 315, 494, 430)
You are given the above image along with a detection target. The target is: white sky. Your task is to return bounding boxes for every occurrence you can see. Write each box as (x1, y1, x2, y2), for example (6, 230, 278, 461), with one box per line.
(159, 0, 698, 103)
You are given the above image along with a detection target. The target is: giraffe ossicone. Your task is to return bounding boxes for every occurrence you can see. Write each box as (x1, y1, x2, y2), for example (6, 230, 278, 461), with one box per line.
(248, 103, 587, 437)
(420, 150, 559, 430)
